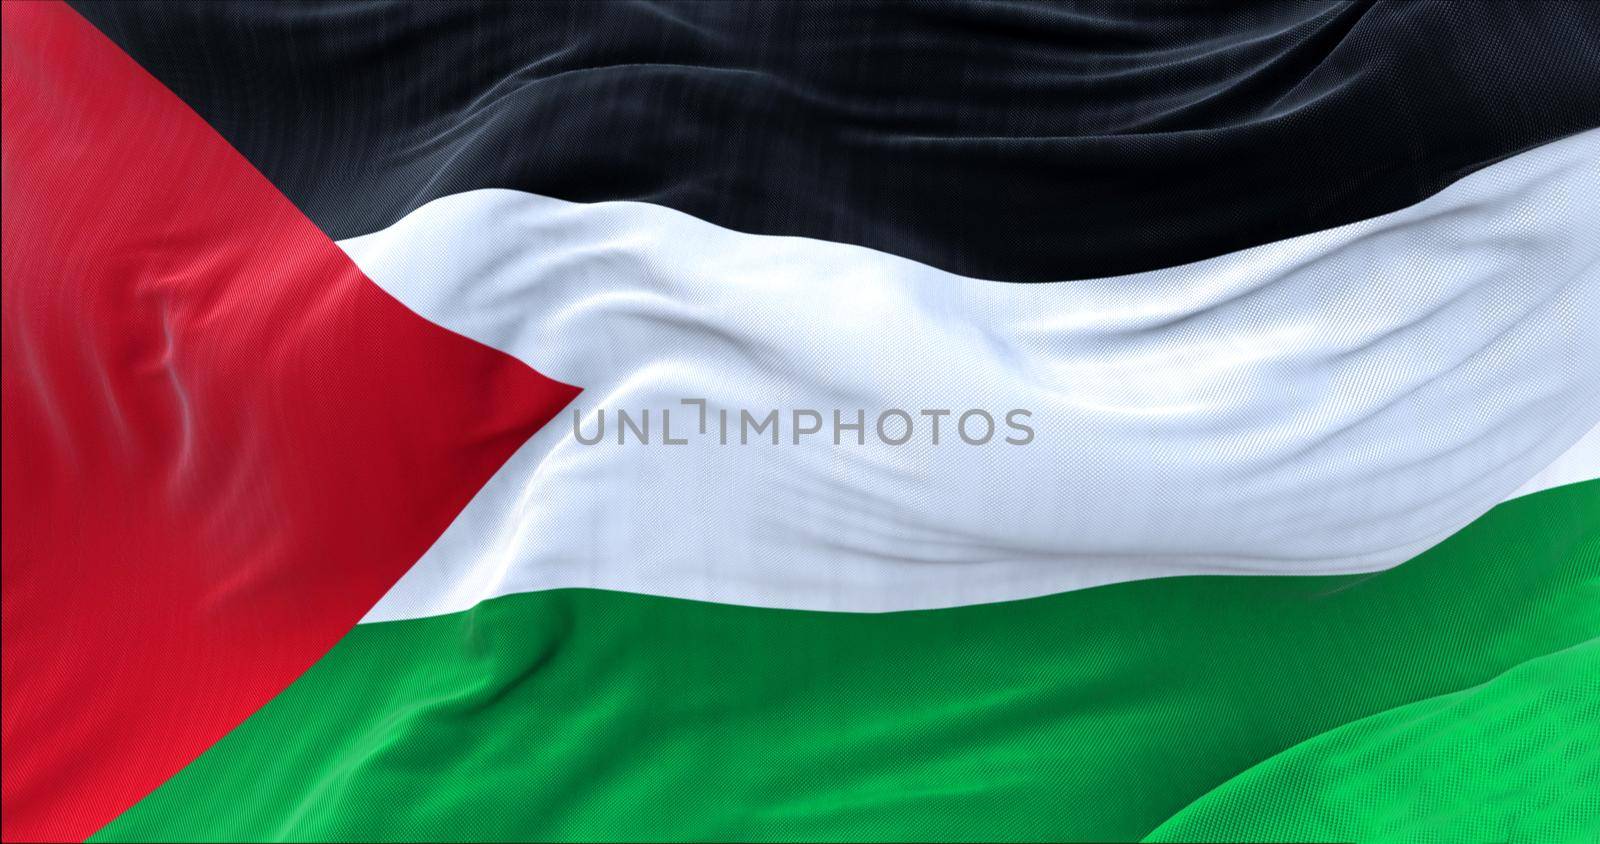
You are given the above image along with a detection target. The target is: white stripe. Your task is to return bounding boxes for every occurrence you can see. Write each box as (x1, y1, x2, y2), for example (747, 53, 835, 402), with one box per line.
(1510, 422, 1598, 500)
(344, 130, 1600, 621)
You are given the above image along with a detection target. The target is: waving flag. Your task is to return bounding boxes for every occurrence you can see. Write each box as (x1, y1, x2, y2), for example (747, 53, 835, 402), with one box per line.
(4, 2, 1597, 841)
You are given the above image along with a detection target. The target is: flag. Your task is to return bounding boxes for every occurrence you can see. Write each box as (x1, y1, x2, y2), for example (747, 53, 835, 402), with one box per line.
(3, 2, 1597, 841)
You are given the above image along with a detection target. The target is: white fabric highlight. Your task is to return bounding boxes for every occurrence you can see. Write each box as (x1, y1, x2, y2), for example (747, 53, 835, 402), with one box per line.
(343, 130, 1600, 621)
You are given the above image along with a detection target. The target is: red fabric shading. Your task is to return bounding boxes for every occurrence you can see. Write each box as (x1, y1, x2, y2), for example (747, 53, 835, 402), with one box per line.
(0, 3, 581, 839)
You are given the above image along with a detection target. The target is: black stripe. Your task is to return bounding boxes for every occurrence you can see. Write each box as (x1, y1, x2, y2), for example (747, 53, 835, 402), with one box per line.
(73, 0, 1600, 281)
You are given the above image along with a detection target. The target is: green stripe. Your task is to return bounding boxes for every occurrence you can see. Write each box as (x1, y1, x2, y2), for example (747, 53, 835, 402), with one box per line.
(94, 482, 1599, 843)
(1143, 639, 1600, 843)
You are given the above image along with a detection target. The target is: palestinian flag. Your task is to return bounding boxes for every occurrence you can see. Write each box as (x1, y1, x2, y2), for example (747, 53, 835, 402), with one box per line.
(4, 2, 1598, 842)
